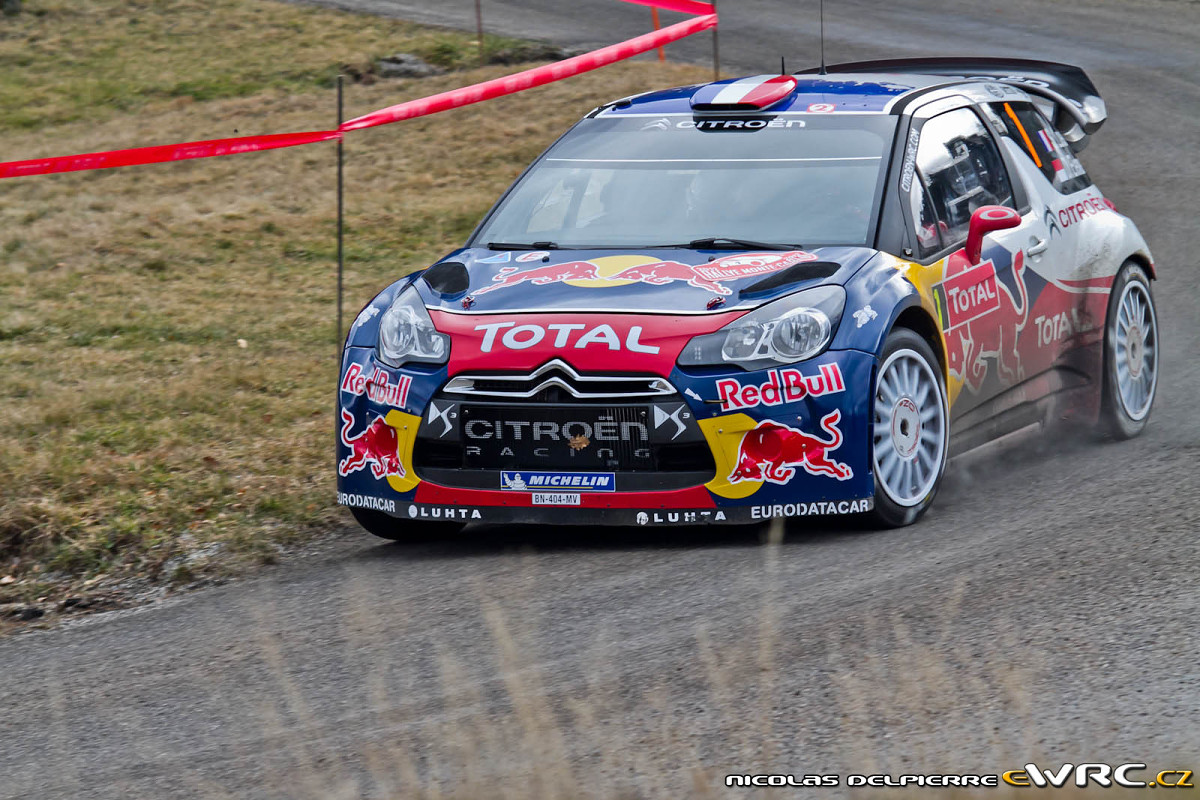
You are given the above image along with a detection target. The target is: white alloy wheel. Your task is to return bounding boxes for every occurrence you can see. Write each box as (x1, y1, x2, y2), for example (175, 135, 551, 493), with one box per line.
(1112, 279, 1158, 422)
(873, 346, 948, 508)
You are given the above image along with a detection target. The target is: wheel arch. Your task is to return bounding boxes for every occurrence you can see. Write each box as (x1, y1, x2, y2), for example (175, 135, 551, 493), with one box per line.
(891, 305, 947, 376)
(835, 253, 943, 360)
(1124, 251, 1156, 281)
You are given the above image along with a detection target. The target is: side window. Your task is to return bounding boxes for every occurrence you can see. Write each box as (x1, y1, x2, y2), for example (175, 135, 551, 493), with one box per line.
(909, 180, 943, 258)
(990, 101, 1092, 195)
(914, 107, 1014, 256)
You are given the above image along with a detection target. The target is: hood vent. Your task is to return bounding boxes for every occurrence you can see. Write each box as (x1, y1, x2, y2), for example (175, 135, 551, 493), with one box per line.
(740, 261, 841, 296)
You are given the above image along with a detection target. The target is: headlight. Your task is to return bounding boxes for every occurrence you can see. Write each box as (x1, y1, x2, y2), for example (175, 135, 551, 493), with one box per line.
(376, 286, 449, 367)
(678, 285, 845, 370)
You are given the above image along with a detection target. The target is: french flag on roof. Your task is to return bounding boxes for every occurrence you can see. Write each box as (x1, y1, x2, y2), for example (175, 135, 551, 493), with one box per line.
(1037, 129, 1066, 172)
(690, 74, 799, 111)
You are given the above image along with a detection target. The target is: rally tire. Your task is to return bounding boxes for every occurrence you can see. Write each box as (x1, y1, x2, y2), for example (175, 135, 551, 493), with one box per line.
(1100, 261, 1158, 440)
(869, 328, 949, 528)
(350, 507, 465, 541)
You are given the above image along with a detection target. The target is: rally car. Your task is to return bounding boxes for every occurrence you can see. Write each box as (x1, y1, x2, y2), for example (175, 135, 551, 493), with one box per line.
(337, 57, 1158, 537)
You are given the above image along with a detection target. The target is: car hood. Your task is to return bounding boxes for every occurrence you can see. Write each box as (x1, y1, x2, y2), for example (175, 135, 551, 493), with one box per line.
(420, 246, 881, 313)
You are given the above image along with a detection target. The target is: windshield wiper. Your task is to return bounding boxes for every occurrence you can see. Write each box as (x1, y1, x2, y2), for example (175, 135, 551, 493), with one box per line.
(672, 237, 804, 251)
(687, 237, 803, 250)
(486, 241, 560, 251)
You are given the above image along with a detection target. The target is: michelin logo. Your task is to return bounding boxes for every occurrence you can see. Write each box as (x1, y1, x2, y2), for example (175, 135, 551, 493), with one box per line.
(501, 471, 616, 492)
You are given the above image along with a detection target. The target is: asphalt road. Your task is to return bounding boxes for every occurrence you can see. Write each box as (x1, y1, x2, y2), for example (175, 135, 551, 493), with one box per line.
(3, 1, 1199, 797)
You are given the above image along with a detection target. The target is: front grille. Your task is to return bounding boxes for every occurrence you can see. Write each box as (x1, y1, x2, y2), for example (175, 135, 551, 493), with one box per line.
(458, 403, 656, 471)
(413, 373, 716, 489)
(443, 359, 673, 401)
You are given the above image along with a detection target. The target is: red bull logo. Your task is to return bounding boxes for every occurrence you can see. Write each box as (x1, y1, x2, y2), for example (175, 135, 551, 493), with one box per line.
(716, 363, 845, 412)
(729, 410, 853, 484)
(472, 251, 817, 297)
(936, 249, 1030, 393)
(606, 260, 730, 295)
(473, 261, 602, 294)
(338, 408, 404, 479)
(340, 363, 412, 408)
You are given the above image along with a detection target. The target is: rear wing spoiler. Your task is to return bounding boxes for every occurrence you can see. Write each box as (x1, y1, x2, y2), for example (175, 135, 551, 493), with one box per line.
(800, 58, 1106, 149)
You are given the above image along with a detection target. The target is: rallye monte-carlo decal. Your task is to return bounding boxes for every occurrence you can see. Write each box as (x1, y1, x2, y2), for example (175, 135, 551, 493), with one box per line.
(471, 251, 818, 297)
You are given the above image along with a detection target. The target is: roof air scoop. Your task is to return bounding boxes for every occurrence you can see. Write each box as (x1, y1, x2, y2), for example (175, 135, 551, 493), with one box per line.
(690, 75, 798, 112)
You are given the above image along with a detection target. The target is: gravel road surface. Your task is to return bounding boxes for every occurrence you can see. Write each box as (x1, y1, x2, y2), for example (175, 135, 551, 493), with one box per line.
(3, 1, 1198, 796)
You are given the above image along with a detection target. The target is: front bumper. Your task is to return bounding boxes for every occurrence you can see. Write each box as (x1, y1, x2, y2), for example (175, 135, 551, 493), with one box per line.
(336, 347, 877, 526)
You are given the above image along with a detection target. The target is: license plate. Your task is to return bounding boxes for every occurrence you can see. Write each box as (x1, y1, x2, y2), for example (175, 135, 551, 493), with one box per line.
(532, 493, 581, 506)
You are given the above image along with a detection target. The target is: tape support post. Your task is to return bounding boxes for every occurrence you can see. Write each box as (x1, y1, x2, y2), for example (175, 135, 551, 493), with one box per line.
(0, 0, 717, 180)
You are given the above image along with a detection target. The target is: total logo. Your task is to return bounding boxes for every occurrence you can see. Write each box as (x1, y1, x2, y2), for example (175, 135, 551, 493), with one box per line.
(716, 363, 845, 412)
(934, 248, 1029, 393)
(1034, 308, 1096, 348)
(474, 320, 660, 354)
(473, 252, 817, 297)
(940, 260, 1002, 326)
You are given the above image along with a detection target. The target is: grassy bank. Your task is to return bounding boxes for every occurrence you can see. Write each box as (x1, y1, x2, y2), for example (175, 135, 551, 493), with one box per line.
(0, 0, 708, 610)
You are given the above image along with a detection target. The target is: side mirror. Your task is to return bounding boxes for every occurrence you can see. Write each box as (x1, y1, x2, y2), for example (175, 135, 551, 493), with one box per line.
(966, 206, 1022, 264)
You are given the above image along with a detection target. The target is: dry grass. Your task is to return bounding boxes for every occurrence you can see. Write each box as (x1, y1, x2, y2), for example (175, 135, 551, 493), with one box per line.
(208, 543, 1067, 798)
(0, 0, 710, 595)
(0, 0, 531, 133)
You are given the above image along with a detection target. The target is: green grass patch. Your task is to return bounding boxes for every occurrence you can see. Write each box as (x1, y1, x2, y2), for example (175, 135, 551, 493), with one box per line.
(0, 0, 530, 134)
(0, 0, 707, 598)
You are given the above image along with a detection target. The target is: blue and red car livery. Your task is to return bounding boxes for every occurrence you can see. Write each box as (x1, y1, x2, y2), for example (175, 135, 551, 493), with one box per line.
(338, 58, 1159, 535)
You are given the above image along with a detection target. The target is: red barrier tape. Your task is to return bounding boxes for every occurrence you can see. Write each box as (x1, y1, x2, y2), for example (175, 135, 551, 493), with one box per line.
(0, 130, 341, 180)
(0, 0, 716, 180)
(340, 13, 716, 131)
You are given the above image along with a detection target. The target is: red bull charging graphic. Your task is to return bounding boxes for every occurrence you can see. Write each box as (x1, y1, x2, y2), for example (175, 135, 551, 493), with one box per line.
(472, 251, 818, 297)
(338, 409, 405, 480)
(728, 410, 854, 485)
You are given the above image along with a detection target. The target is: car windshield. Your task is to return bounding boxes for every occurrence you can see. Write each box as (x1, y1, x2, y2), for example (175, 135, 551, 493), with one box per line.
(472, 113, 898, 249)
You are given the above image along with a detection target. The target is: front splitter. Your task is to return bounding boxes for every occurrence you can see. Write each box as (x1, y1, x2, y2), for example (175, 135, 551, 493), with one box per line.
(344, 498, 875, 527)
